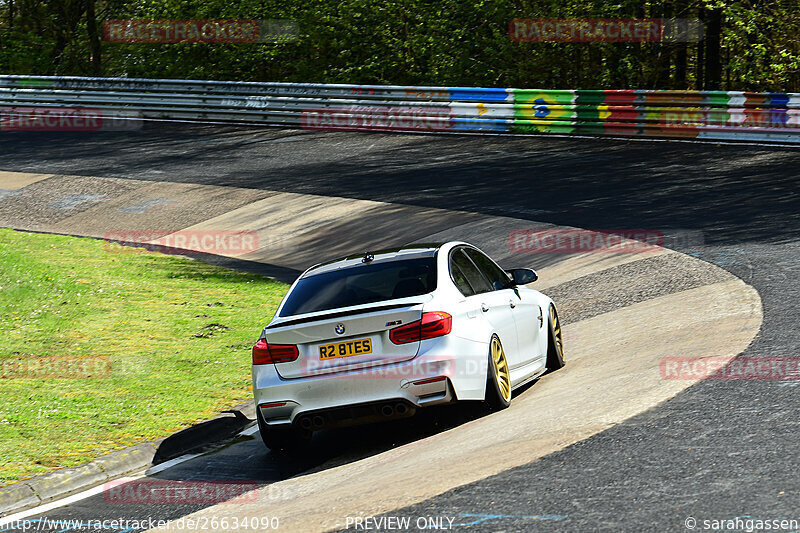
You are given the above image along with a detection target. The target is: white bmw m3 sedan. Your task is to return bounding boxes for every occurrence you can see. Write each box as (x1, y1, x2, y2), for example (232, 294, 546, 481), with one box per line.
(251, 241, 564, 450)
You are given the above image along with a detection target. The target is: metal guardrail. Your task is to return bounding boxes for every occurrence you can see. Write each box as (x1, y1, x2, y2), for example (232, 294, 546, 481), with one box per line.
(1, 75, 799, 142)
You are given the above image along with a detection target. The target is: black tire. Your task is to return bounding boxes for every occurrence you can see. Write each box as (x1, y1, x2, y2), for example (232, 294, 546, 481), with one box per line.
(257, 411, 311, 453)
(484, 335, 512, 410)
(546, 304, 565, 371)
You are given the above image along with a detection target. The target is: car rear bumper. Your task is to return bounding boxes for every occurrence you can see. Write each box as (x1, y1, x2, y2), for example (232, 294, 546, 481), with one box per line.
(253, 351, 462, 427)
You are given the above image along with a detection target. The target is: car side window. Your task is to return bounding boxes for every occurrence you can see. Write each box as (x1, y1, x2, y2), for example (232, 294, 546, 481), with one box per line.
(449, 260, 476, 297)
(464, 248, 511, 291)
(451, 249, 492, 295)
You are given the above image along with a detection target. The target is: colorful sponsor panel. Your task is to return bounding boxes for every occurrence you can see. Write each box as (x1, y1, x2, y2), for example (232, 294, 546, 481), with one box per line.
(451, 118, 510, 132)
(448, 88, 511, 102)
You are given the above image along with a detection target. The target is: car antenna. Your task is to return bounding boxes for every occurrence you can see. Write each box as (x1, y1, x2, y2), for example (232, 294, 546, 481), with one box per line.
(362, 252, 374, 263)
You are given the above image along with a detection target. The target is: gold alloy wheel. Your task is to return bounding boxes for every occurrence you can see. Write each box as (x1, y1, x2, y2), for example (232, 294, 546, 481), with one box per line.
(550, 305, 564, 361)
(491, 337, 511, 402)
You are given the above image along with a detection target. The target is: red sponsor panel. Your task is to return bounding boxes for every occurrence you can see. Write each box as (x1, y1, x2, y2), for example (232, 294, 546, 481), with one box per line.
(300, 106, 452, 132)
(661, 356, 800, 381)
(643, 92, 703, 106)
(743, 93, 770, 107)
(602, 90, 637, 106)
(743, 108, 789, 128)
(603, 123, 642, 136)
(103, 230, 259, 256)
(508, 229, 664, 254)
(510, 19, 663, 42)
(1, 356, 111, 379)
(103, 479, 259, 504)
(605, 107, 638, 122)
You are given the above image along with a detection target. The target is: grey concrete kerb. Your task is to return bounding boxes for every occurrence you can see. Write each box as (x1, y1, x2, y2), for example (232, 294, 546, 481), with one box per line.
(0, 402, 255, 517)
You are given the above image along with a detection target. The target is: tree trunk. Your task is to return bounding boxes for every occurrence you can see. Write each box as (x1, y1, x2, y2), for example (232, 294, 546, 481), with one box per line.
(673, 0, 688, 89)
(704, 7, 722, 90)
(654, 4, 671, 89)
(86, 0, 101, 74)
(695, 8, 705, 90)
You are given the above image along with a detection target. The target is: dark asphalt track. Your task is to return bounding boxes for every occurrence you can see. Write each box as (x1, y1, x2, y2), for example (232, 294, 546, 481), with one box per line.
(1, 126, 798, 532)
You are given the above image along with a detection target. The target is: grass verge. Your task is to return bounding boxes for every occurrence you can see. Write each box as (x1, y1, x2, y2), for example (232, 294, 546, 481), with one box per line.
(0, 228, 288, 485)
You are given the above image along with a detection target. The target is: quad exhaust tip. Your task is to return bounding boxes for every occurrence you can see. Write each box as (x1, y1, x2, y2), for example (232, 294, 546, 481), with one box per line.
(295, 400, 416, 430)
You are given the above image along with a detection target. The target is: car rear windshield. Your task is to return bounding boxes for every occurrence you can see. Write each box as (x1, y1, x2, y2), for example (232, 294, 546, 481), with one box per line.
(279, 257, 437, 317)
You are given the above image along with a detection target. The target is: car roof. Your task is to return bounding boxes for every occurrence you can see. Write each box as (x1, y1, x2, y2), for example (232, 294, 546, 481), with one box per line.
(303, 242, 445, 277)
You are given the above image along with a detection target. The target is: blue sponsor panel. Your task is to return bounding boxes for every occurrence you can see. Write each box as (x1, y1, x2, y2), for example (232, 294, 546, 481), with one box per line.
(765, 93, 790, 108)
(448, 87, 511, 102)
(451, 117, 510, 132)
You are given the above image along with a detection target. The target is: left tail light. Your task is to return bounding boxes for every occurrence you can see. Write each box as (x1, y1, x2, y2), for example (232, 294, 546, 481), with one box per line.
(389, 311, 452, 344)
(252, 338, 299, 364)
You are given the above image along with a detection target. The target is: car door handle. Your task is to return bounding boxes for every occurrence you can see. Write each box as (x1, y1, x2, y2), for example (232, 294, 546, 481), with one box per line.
(509, 300, 516, 308)
(481, 303, 489, 313)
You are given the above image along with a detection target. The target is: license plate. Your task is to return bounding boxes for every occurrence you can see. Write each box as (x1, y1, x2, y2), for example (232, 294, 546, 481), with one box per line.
(319, 338, 372, 360)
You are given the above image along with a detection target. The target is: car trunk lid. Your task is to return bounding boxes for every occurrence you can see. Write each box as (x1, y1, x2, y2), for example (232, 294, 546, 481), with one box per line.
(265, 299, 427, 379)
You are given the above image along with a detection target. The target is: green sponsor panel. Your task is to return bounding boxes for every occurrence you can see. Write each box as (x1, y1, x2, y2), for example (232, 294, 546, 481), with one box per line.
(575, 105, 602, 122)
(513, 104, 576, 120)
(706, 107, 732, 125)
(18, 79, 54, 87)
(573, 120, 610, 136)
(574, 90, 607, 106)
(511, 119, 576, 134)
(513, 89, 575, 105)
(642, 107, 664, 125)
(702, 91, 733, 106)
(513, 103, 576, 134)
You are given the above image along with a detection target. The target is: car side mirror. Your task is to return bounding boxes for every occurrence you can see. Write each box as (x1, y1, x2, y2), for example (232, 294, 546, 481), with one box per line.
(506, 268, 538, 285)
